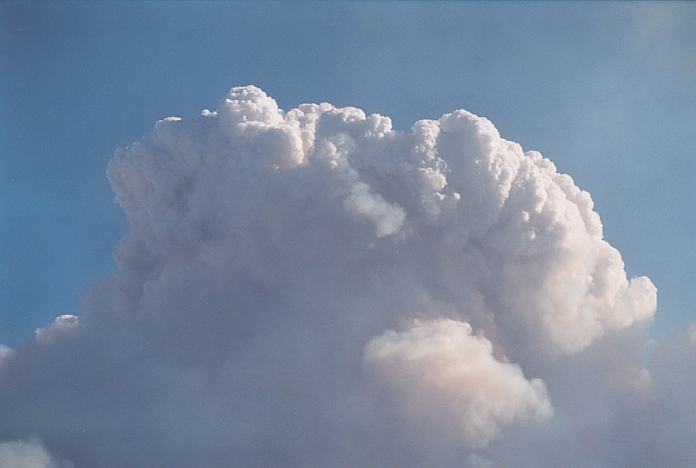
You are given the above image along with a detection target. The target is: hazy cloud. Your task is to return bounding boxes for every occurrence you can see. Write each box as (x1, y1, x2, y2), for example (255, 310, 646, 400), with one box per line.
(364, 319, 552, 448)
(0, 86, 684, 467)
(0, 439, 73, 468)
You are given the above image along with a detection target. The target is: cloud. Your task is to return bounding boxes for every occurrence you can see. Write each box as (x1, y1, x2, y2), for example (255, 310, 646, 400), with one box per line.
(0, 85, 680, 467)
(0, 345, 13, 365)
(0, 438, 73, 468)
(34, 315, 79, 344)
(364, 319, 552, 448)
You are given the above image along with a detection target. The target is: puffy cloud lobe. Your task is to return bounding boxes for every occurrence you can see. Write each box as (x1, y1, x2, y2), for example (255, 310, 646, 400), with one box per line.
(0, 86, 667, 467)
(364, 319, 552, 448)
(34, 315, 79, 343)
(0, 439, 73, 468)
(344, 181, 406, 237)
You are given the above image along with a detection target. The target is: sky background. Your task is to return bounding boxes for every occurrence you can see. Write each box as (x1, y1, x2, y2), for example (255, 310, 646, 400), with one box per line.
(1, 1, 694, 347)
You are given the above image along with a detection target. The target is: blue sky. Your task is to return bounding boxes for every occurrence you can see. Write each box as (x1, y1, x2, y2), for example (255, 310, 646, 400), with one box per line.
(1, 1, 694, 347)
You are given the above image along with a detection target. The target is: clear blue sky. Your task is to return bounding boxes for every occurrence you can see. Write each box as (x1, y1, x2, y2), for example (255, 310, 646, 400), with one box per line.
(1, 1, 694, 347)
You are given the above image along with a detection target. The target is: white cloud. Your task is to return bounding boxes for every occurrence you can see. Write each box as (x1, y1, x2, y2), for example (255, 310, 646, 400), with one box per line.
(107, 85, 656, 357)
(364, 319, 551, 448)
(0, 86, 673, 467)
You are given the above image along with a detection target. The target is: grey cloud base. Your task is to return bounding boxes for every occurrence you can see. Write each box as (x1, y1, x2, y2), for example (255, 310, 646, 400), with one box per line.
(0, 86, 693, 467)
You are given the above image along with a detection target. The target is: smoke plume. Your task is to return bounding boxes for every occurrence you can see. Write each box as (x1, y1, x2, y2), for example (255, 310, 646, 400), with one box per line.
(1, 86, 690, 467)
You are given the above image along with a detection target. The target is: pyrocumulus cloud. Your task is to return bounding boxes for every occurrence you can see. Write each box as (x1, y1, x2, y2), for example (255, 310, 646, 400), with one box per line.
(1, 86, 692, 468)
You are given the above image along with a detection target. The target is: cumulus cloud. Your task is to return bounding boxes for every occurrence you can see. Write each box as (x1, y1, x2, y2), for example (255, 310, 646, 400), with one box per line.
(0, 85, 682, 467)
(364, 319, 551, 448)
